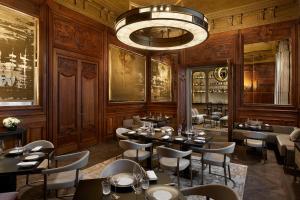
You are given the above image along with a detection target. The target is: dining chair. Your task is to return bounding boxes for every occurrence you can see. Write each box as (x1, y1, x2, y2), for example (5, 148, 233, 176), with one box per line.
(242, 131, 268, 163)
(23, 140, 54, 185)
(160, 126, 174, 132)
(181, 184, 239, 200)
(119, 140, 152, 163)
(41, 150, 90, 200)
(0, 192, 18, 200)
(99, 159, 145, 178)
(116, 128, 131, 141)
(197, 142, 236, 185)
(156, 146, 193, 188)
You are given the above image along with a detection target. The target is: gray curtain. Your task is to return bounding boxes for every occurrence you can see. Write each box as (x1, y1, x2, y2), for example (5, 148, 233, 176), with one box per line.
(274, 40, 291, 105)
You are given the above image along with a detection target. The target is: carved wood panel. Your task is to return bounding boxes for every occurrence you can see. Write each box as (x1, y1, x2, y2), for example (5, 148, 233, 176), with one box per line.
(53, 17, 101, 58)
(57, 56, 79, 151)
(80, 62, 98, 146)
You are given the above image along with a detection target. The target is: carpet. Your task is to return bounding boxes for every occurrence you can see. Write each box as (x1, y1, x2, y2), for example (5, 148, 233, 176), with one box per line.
(18, 156, 247, 200)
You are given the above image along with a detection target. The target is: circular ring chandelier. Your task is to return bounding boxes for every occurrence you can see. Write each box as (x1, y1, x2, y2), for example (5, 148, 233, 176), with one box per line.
(115, 5, 209, 51)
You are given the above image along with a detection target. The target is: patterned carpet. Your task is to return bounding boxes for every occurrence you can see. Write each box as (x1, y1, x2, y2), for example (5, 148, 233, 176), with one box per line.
(18, 156, 247, 200)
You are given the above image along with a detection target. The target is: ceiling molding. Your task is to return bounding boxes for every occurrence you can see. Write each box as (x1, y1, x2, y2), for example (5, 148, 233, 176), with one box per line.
(54, 0, 300, 33)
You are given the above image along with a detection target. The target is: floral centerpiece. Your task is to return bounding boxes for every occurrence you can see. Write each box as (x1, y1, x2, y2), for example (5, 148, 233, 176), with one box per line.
(3, 117, 21, 131)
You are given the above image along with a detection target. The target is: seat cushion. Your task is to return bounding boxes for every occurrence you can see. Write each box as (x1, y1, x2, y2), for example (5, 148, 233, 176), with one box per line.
(203, 153, 230, 167)
(276, 134, 295, 156)
(123, 149, 150, 161)
(47, 170, 81, 190)
(244, 139, 264, 148)
(159, 157, 190, 171)
(0, 192, 18, 200)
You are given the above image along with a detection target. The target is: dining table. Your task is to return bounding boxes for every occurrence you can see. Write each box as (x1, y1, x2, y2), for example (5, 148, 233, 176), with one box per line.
(0, 147, 54, 192)
(73, 171, 186, 200)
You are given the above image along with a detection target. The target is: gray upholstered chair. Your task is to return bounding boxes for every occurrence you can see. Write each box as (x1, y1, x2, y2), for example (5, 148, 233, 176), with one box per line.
(42, 150, 90, 200)
(157, 146, 193, 187)
(23, 140, 54, 185)
(99, 159, 145, 178)
(181, 184, 239, 200)
(198, 142, 236, 185)
(119, 140, 152, 162)
(242, 131, 268, 162)
(116, 128, 131, 141)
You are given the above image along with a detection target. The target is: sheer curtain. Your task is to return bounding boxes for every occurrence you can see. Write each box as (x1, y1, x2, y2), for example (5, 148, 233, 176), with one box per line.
(274, 40, 291, 104)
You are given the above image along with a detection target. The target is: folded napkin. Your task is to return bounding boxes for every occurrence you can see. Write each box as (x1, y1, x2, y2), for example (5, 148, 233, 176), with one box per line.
(31, 146, 42, 152)
(146, 170, 158, 180)
(17, 161, 38, 167)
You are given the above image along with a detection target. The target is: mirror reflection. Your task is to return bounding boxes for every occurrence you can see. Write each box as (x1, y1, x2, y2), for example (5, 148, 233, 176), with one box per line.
(243, 39, 292, 105)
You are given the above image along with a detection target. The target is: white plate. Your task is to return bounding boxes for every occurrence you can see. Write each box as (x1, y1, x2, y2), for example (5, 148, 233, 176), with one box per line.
(175, 137, 183, 141)
(24, 155, 40, 161)
(146, 185, 179, 200)
(17, 161, 37, 167)
(161, 135, 169, 140)
(199, 131, 205, 135)
(110, 173, 136, 187)
(128, 131, 136, 134)
(153, 190, 172, 200)
(154, 128, 161, 131)
(196, 137, 205, 140)
(118, 177, 134, 186)
(139, 132, 147, 136)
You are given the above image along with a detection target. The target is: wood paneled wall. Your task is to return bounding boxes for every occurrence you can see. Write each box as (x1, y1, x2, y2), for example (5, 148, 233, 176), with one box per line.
(182, 19, 300, 139)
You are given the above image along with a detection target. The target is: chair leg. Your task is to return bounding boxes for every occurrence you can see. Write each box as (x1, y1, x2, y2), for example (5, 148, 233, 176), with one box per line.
(209, 164, 211, 174)
(43, 174, 47, 200)
(201, 161, 204, 185)
(177, 166, 180, 188)
(224, 166, 227, 185)
(26, 174, 29, 185)
(190, 163, 193, 187)
(228, 165, 231, 179)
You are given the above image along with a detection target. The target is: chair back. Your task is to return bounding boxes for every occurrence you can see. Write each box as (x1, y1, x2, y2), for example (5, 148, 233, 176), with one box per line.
(242, 131, 267, 140)
(201, 142, 236, 154)
(24, 140, 54, 150)
(157, 146, 192, 158)
(116, 128, 131, 140)
(99, 159, 145, 178)
(119, 140, 152, 150)
(181, 184, 239, 200)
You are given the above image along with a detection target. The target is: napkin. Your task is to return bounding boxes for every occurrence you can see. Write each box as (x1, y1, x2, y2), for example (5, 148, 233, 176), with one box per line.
(37, 159, 49, 169)
(31, 146, 42, 152)
(17, 161, 38, 167)
(146, 170, 158, 180)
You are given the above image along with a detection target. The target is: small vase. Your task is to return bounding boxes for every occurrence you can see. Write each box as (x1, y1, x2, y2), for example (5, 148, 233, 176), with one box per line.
(7, 126, 17, 131)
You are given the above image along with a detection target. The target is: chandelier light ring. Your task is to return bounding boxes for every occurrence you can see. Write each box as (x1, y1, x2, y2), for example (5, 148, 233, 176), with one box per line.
(115, 5, 209, 50)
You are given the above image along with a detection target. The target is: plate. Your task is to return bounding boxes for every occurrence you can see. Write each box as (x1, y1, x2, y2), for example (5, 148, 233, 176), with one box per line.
(195, 136, 205, 140)
(139, 132, 147, 136)
(198, 131, 205, 136)
(110, 173, 135, 187)
(146, 185, 179, 200)
(174, 137, 184, 141)
(128, 131, 136, 134)
(161, 135, 170, 140)
(24, 155, 40, 161)
(154, 128, 161, 132)
(17, 161, 37, 168)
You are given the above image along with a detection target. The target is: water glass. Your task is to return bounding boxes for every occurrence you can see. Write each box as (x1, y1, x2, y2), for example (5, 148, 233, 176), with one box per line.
(141, 178, 149, 190)
(101, 180, 111, 195)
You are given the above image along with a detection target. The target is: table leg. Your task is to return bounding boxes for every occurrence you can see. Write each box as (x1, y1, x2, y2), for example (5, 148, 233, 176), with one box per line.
(0, 174, 17, 192)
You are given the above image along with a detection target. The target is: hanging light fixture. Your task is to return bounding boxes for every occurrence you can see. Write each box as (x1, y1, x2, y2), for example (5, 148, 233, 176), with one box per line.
(115, 5, 209, 51)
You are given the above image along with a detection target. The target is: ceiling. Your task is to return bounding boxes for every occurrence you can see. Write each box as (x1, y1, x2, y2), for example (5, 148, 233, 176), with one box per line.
(94, 0, 270, 16)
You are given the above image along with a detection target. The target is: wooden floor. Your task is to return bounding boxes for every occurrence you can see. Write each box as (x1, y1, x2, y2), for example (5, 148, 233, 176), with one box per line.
(18, 139, 300, 200)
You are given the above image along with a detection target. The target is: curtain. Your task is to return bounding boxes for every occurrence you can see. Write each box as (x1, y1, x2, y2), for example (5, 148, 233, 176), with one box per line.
(274, 40, 291, 104)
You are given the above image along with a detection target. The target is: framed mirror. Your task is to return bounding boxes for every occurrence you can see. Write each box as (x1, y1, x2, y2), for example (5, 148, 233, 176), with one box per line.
(243, 39, 292, 105)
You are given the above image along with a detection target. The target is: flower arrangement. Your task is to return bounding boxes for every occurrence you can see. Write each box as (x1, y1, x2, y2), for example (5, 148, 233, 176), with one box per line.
(3, 117, 21, 131)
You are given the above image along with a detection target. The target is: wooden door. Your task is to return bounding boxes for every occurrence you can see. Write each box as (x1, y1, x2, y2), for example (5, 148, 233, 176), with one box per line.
(53, 49, 98, 154)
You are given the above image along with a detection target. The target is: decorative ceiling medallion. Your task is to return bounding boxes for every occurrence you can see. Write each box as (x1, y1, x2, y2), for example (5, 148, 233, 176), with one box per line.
(115, 5, 209, 51)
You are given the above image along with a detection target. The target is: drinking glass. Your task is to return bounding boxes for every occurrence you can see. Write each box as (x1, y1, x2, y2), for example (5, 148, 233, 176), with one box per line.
(101, 179, 111, 195)
(141, 178, 149, 190)
(177, 127, 182, 136)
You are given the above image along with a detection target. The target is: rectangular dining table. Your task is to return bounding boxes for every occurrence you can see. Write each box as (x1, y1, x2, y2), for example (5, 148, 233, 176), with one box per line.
(73, 172, 186, 200)
(0, 148, 54, 192)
